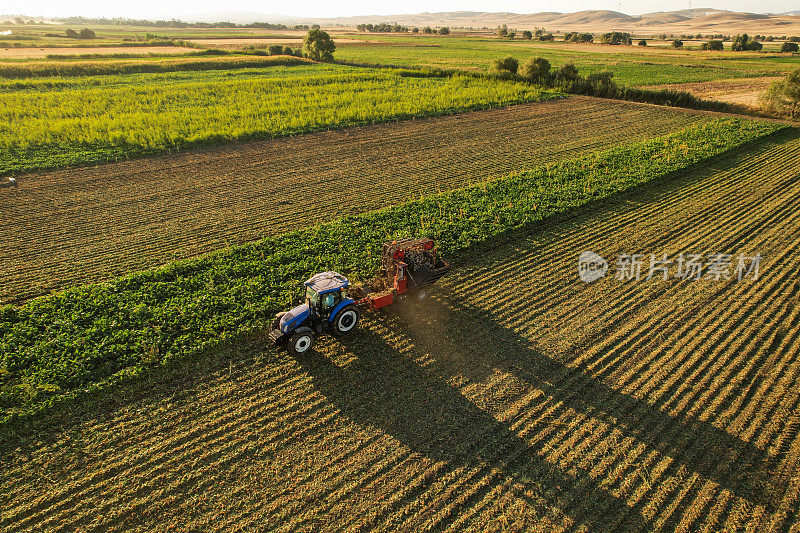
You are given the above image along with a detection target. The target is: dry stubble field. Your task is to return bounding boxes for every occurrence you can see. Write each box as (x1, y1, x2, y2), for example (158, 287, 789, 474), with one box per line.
(0, 96, 708, 304)
(1, 128, 799, 531)
(645, 77, 783, 108)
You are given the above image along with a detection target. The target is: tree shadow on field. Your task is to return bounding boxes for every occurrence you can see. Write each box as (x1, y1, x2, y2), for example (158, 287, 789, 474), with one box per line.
(297, 290, 785, 530)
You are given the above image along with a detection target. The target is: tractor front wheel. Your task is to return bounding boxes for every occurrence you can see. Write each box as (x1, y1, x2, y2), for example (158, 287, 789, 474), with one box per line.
(333, 305, 360, 335)
(289, 331, 314, 355)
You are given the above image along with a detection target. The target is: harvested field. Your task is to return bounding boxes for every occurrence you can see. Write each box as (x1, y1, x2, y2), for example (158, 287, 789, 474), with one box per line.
(2, 128, 798, 531)
(645, 77, 782, 107)
(0, 46, 194, 58)
(0, 97, 708, 304)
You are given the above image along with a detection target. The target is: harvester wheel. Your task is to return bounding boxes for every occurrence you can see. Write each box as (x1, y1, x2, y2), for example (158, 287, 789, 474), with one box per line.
(289, 331, 314, 355)
(333, 305, 360, 335)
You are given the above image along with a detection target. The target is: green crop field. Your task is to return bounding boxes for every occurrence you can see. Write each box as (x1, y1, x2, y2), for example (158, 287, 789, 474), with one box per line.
(0, 63, 556, 175)
(335, 34, 799, 86)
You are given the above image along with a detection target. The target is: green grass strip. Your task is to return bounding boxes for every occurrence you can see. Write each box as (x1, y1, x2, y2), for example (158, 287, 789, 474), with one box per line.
(0, 118, 782, 424)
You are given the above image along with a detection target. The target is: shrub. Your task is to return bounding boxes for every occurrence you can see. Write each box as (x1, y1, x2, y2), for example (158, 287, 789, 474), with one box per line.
(761, 69, 800, 118)
(564, 32, 593, 43)
(701, 40, 724, 50)
(600, 32, 632, 45)
(638, 39, 647, 46)
(267, 44, 283, 55)
(556, 62, 579, 82)
(491, 56, 519, 74)
(731, 34, 762, 51)
(520, 57, 551, 83)
(521, 30, 532, 40)
(539, 33, 554, 42)
(671, 40, 683, 48)
(438, 27, 450, 35)
(422, 27, 433, 34)
(586, 70, 615, 88)
(781, 42, 799, 52)
(282, 46, 296, 56)
(497, 24, 508, 37)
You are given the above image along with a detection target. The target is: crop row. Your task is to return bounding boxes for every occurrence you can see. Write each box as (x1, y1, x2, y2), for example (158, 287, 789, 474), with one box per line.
(2, 126, 799, 530)
(0, 54, 309, 79)
(0, 64, 556, 176)
(430, 133, 800, 529)
(0, 97, 706, 304)
(0, 117, 781, 423)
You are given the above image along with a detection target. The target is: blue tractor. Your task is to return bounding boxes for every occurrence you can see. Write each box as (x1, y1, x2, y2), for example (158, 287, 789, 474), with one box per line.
(269, 271, 361, 355)
(270, 238, 451, 355)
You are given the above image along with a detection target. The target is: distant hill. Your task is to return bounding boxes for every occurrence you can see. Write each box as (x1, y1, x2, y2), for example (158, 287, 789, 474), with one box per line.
(638, 12, 691, 25)
(664, 8, 728, 18)
(181, 9, 800, 36)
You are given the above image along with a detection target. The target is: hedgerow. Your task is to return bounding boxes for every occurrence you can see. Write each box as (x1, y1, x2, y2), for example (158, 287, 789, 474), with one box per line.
(0, 118, 782, 423)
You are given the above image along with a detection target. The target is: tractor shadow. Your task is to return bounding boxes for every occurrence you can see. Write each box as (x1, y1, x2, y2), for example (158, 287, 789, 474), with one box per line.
(296, 292, 784, 529)
(295, 320, 650, 530)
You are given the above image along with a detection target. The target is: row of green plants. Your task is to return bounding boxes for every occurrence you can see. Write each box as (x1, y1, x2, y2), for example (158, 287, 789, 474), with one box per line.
(0, 63, 355, 93)
(0, 67, 556, 175)
(0, 55, 309, 79)
(0, 118, 782, 424)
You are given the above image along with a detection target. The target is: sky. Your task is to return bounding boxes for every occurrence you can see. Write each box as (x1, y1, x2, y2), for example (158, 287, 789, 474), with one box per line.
(3, 0, 797, 20)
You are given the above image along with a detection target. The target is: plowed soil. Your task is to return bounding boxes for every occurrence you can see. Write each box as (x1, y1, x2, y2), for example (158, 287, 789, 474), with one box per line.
(2, 128, 798, 531)
(0, 96, 708, 304)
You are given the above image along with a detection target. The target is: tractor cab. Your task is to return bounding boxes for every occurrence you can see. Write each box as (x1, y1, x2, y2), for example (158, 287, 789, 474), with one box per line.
(304, 271, 350, 320)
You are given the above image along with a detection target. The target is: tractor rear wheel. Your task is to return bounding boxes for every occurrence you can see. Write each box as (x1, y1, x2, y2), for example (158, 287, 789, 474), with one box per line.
(333, 305, 360, 335)
(289, 331, 314, 355)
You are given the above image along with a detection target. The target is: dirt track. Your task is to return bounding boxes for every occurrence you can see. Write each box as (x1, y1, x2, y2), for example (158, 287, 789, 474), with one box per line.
(2, 128, 799, 531)
(0, 96, 707, 304)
